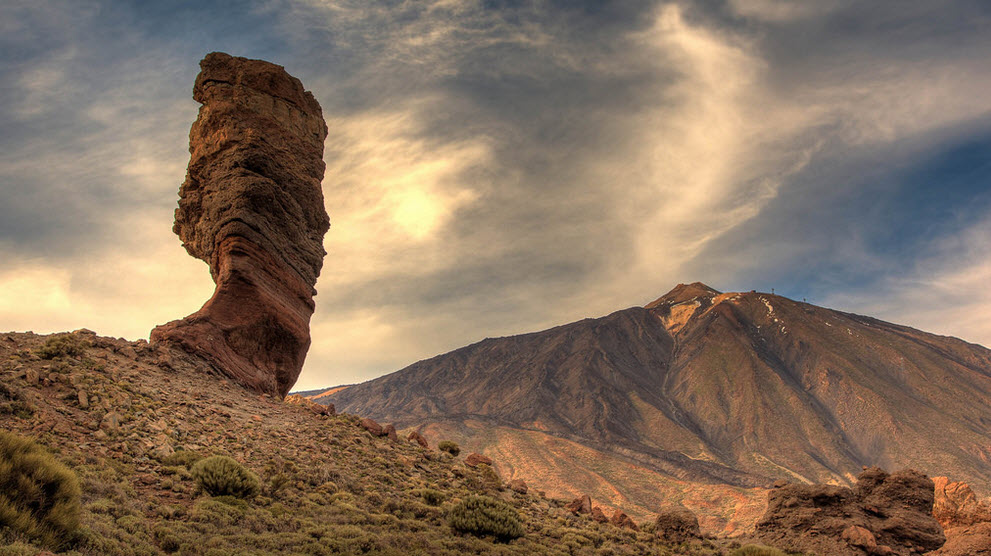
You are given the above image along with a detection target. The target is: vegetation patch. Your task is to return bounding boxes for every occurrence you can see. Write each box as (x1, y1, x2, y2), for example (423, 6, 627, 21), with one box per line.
(191, 455, 260, 499)
(438, 440, 461, 456)
(448, 495, 525, 542)
(0, 431, 82, 549)
(35, 333, 90, 359)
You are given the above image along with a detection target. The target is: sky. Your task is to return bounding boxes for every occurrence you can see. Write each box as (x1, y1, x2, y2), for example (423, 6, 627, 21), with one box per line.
(1, 0, 990, 391)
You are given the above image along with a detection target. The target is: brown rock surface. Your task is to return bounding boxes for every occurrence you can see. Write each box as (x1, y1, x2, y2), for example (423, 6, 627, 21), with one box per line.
(464, 452, 493, 467)
(383, 424, 398, 442)
(407, 430, 428, 448)
(753, 467, 945, 556)
(508, 479, 528, 494)
(933, 476, 991, 529)
(151, 52, 330, 398)
(360, 418, 384, 437)
(653, 505, 701, 544)
(610, 509, 639, 531)
(930, 522, 991, 555)
(591, 506, 608, 523)
(567, 494, 592, 515)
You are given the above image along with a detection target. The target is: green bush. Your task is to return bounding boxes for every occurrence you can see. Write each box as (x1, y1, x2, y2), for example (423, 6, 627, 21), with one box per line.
(190, 456, 260, 499)
(438, 440, 461, 457)
(415, 488, 446, 506)
(35, 333, 89, 359)
(729, 545, 789, 556)
(447, 495, 524, 541)
(0, 431, 82, 549)
(161, 450, 202, 469)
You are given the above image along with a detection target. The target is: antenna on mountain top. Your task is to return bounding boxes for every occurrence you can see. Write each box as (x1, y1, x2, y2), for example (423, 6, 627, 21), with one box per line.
(771, 288, 775, 295)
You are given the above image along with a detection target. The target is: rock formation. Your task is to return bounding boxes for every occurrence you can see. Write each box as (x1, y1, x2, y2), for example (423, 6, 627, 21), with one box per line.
(753, 467, 945, 556)
(653, 506, 701, 544)
(931, 477, 991, 556)
(151, 52, 330, 398)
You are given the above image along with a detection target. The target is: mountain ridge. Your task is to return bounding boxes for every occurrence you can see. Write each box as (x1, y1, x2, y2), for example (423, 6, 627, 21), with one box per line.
(318, 282, 991, 532)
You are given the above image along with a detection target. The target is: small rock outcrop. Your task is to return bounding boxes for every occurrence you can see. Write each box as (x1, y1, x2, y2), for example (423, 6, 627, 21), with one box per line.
(591, 506, 608, 523)
(360, 418, 384, 437)
(753, 467, 945, 556)
(151, 52, 330, 398)
(407, 431, 428, 448)
(567, 494, 592, 515)
(464, 453, 493, 468)
(508, 479, 528, 494)
(611, 509, 639, 531)
(933, 476, 991, 528)
(930, 522, 991, 556)
(653, 505, 701, 544)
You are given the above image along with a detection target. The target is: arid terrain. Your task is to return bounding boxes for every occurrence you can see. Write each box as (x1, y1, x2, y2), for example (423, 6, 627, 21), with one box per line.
(319, 283, 991, 534)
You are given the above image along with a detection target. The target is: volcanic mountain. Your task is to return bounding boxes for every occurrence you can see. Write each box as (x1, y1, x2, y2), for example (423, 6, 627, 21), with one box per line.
(318, 283, 991, 532)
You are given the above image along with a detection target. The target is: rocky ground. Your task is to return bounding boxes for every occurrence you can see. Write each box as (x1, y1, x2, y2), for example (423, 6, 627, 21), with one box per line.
(0, 329, 793, 556)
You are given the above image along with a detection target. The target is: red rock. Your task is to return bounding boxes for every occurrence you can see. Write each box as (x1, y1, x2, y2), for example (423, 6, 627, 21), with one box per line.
(931, 522, 991, 556)
(841, 525, 877, 550)
(653, 505, 700, 543)
(591, 506, 608, 523)
(508, 479, 528, 494)
(383, 424, 398, 442)
(566, 494, 592, 515)
(407, 430, 428, 448)
(360, 418, 384, 436)
(150, 52, 330, 398)
(754, 467, 945, 556)
(464, 452, 493, 467)
(610, 509, 639, 531)
(933, 476, 991, 529)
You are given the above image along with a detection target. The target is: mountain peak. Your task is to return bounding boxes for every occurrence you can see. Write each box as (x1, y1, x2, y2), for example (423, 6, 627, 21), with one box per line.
(645, 282, 722, 309)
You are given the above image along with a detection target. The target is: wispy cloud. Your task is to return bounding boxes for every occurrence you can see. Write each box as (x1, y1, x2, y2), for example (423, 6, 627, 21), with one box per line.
(1, 1, 989, 390)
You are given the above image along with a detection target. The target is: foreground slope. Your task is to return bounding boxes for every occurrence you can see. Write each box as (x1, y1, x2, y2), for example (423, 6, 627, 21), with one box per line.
(320, 283, 991, 532)
(0, 329, 759, 555)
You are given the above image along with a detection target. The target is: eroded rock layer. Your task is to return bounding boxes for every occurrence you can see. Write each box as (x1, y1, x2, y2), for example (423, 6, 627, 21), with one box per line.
(152, 52, 329, 398)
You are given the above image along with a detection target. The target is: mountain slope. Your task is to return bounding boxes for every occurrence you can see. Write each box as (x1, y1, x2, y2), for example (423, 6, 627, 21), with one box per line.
(320, 283, 991, 532)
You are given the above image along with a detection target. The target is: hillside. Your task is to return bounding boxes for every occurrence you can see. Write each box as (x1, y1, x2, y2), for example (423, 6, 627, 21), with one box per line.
(318, 283, 991, 533)
(0, 329, 791, 555)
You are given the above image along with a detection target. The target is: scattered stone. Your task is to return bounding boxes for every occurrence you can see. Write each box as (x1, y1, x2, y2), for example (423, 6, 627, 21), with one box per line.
(383, 424, 398, 442)
(150, 52, 330, 398)
(591, 506, 608, 523)
(508, 479, 528, 494)
(407, 430, 429, 448)
(610, 509, 639, 531)
(464, 453, 493, 467)
(567, 494, 592, 515)
(24, 368, 39, 385)
(360, 418, 384, 436)
(653, 505, 701, 544)
(753, 467, 945, 556)
(101, 411, 121, 434)
(77, 389, 89, 409)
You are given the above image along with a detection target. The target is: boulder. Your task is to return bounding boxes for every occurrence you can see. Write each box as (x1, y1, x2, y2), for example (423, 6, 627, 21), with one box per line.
(653, 505, 701, 544)
(610, 509, 639, 531)
(407, 430, 429, 448)
(933, 476, 991, 529)
(360, 418, 384, 436)
(931, 522, 991, 556)
(567, 494, 592, 515)
(753, 467, 945, 556)
(150, 52, 330, 398)
(464, 453, 493, 467)
(508, 479, 528, 494)
(591, 506, 608, 523)
(383, 424, 398, 442)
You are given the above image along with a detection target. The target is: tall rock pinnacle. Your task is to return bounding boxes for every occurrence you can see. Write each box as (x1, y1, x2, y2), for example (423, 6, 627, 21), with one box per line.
(151, 52, 330, 398)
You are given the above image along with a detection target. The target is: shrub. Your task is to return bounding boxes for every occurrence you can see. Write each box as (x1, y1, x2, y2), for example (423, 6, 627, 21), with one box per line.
(161, 450, 202, 469)
(190, 456, 260, 498)
(438, 440, 461, 457)
(729, 545, 789, 556)
(448, 495, 524, 541)
(35, 333, 89, 359)
(0, 431, 82, 549)
(415, 488, 446, 506)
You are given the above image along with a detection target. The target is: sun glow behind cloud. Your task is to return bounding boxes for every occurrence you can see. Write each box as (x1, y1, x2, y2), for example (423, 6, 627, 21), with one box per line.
(1, 1, 990, 390)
